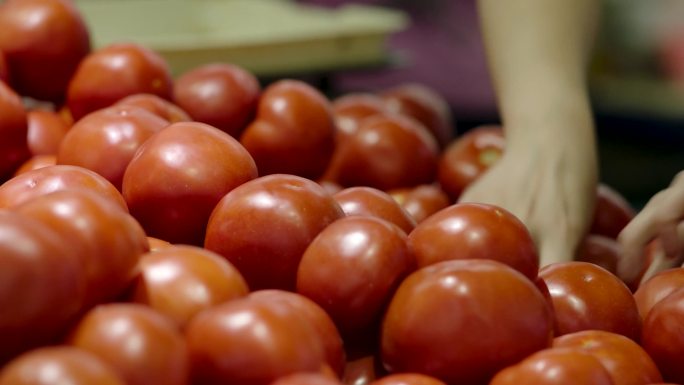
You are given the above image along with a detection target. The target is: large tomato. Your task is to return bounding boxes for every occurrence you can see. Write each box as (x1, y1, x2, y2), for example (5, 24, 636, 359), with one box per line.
(173, 63, 260, 138)
(0, 80, 29, 182)
(0, 0, 90, 102)
(642, 287, 684, 383)
(407, 202, 539, 280)
(66, 43, 173, 120)
(387, 184, 450, 224)
(240, 80, 335, 179)
(115, 93, 191, 123)
(27, 109, 71, 156)
(333, 187, 416, 234)
(204, 174, 344, 291)
(381, 260, 552, 384)
(57, 105, 169, 190)
(122, 121, 257, 245)
(634, 268, 684, 320)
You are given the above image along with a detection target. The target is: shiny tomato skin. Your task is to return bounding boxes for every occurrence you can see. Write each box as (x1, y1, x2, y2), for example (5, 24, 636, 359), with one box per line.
(297, 216, 415, 338)
(381, 259, 553, 385)
(539, 261, 641, 341)
(27, 109, 70, 155)
(0, 164, 127, 211)
(553, 330, 662, 385)
(370, 373, 447, 385)
(13, 154, 56, 175)
(642, 288, 684, 383)
(204, 174, 344, 291)
(343, 355, 384, 385)
(333, 187, 416, 234)
(332, 93, 387, 136)
(116, 93, 191, 123)
(69, 304, 189, 385)
(240, 80, 335, 179)
(590, 184, 636, 239)
(407, 202, 539, 280)
(575, 234, 620, 274)
(173, 63, 260, 137)
(57, 105, 169, 190)
(0, 346, 126, 385)
(122, 121, 257, 245)
(130, 245, 249, 329)
(387, 184, 450, 224)
(185, 296, 327, 385)
(634, 268, 684, 320)
(66, 43, 173, 120)
(0, 80, 29, 182)
(437, 125, 504, 200)
(0, 0, 90, 102)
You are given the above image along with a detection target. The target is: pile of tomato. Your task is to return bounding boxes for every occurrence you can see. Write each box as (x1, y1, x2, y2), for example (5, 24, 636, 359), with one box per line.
(1, 1, 683, 385)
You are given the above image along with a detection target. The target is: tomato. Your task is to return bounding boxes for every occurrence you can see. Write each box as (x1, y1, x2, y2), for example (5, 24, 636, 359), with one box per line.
(57, 105, 169, 190)
(333, 187, 416, 234)
(437, 125, 504, 200)
(634, 268, 684, 320)
(0, 80, 29, 182)
(147, 236, 171, 251)
(539, 261, 641, 340)
(370, 373, 447, 385)
(590, 184, 636, 239)
(0, 50, 7, 82)
(333, 113, 439, 191)
(249, 290, 346, 377)
(66, 43, 173, 120)
(27, 109, 71, 156)
(122, 121, 257, 245)
(205, 174, 344, 291)
(553, 330, 663, 385)
(240, 80, 335, 179)
(407, 202, 539, 280)
(173, 63, 260, 138)
(642, 288, 684, 383)
(13, 154, 56, 176)
(0, 210, 85, 363)
(0, 0, 90, 102)
(185, 296, 327, 385)
(272, 373, 342, 385)
(0, 165, 127, 212)
(379, 83, 454, 149)
(297, 216, 414, 340)
(130, 245, 249, 329)
(115, 93, 191, 123)
(69, 304, 189, 385)
(489, 348, 614, 385)
(575, 234, 620, 274)
(0, 346, 125, 385)
(343, 356, 383, 385)
(387, 184, 450, 224)
(15, 189, 147, 307)
(332, 93, 387, 136)
(381, 259, 552, 384)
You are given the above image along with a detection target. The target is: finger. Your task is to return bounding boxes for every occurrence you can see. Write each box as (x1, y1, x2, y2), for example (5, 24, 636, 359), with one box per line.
(538, 230, 575, 267)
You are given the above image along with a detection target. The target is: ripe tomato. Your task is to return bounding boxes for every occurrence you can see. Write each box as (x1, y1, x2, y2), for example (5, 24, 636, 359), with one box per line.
(642, 288, 684, 383)
(333, 187, 416, 234)
(13, 154, 56, 176)
(69, 304, 189, 385)
(122, 121, 257, 245)
(173, 63, 260, 137)
(590, 184, 636, 239)
(343, 355, 383, 385)
(271, 373, 342, 385)
(130, 245, 249, 329)
(0, 0, 90, 102)
(387, 184, 451, 224)
(370, 373, 447, 385)
(27, 109, 71, 155)
(66, 43, 173, 120)
(437, 125, 504, 200)
(57, 105, 169, 190)
(240, 80, 335, 179)
(575, 234, 620, 274)
(407, 202, 539, 280)
(0, 80, 29, 182)
(115, 93, 191, 123)
(146, 236, 170, 251)
(0, 346, 125, 385)
(205, 174, 344, 291)
(634, 268, 684, 320)
(539, 261, 641, 341)
(331, 93, 387, 136)
(381, 259, 552, 384)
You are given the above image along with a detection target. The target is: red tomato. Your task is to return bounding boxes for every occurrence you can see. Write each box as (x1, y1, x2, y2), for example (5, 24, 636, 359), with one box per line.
(69, 304, 189, 385)
(15, 189, 147, 308)
(13, 154, 56, 176)
(240, 80, 335, 179)
(333, 187, 416, 234)
(147, 236, 171, 251)
(590, 184, 636, 239)
(0, 50, 7, 82)
(204, 174, 344, 291)
(370, 373, 447, 385)
(343, 356, 383, 385)
(115, 93, 191, 123)
(407, 202, 539, 280)
(333, 113, 439, 191)
(437, 125, 504, 200)
(272, 373, 342, 385)
(0, 346, 125, 385)
(57, 105, 169, 190)
(66, 43, 173, 120)
(0, 210, 85, 363)
(381, 260, 552, 384)
(0, 165, 127, 212)
(539, 261, 641, 340)
(642, 288, 684, 383)
(387, 184, 450, 224)
(122, 121, 257, 245)
(379, 83, 454, 148)
(297, 216, 415, 339)
(249, 290, 346, 378)
(173, 63, 260, 137)
(185, 296, 327, 385)
(27, 109, 71, 155)
(553, 330, 662, 385)
(0, 0, 90, 102)
(0, 80, 29, 182)
(575, 234, 620, 274)
(332, 93, 387, 136)
(634, 268, 684, 321)
(130, 245, 249, 329)
(489, 348, 614, 385)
